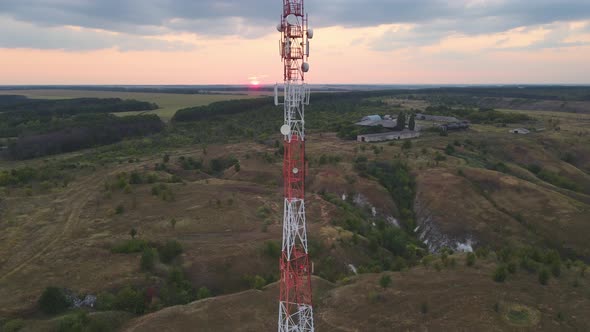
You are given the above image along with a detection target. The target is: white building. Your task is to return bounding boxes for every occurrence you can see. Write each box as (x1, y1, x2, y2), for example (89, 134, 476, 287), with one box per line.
(509, 128, 530, 134)
(357, 130, 420, 142)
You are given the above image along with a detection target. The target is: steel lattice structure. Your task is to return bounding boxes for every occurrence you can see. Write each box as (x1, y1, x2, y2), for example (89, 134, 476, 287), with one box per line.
(275, 0, 314, 331)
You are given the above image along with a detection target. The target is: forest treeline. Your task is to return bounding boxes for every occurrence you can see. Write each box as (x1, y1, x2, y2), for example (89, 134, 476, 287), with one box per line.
(0, 96, 159, 138)
(0, 96, 157, 114)
(5, 114, 164, 160)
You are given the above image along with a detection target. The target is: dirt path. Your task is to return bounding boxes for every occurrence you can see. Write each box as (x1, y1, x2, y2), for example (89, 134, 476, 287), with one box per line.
(0, 172, 102, 282)
(0, 161, 145, 282)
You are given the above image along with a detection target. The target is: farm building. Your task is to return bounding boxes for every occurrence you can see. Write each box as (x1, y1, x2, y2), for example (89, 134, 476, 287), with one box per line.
(355, 115, 397, 128)
(357, 130, 420, 142)
(416, 113, 459, 123)
(440, 121, 470, 131)
(509, 128, 530, 134)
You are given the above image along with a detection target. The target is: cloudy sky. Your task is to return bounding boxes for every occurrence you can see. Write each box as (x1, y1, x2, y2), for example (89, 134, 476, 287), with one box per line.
(1, 0, 590, 84)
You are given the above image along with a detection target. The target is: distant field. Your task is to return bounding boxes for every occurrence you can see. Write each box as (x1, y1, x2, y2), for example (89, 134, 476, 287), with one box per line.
(497, 108, 590, 132)
(0, 89, 262, 121)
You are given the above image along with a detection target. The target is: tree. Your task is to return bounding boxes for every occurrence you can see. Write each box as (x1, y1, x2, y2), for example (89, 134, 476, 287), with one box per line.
(379, 275, 392, 289)
(409, 114, 416, 131)
(129, 228, 137, 239)
(170, 218, 177, 229)
(396, 112, 406, 131)
(39, 287, 70, 315)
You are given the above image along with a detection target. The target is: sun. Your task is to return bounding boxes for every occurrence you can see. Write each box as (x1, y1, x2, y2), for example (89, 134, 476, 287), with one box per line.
(250, 80, 260, 86)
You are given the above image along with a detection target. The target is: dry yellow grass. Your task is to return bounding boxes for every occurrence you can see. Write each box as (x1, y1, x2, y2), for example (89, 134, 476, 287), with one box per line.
(122, 258, 590, 331)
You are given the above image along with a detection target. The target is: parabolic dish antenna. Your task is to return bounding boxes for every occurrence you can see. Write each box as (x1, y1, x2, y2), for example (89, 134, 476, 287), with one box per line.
(293, 168, 299, 174)
(286, 14, 298, 25)
(280, 124, 291, 136)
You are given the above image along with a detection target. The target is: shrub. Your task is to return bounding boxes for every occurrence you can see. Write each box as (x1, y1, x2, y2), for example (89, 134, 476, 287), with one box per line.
(421, 302, 429, 314)
(262, 240, 281, 258)
(422, 255, 434, 267)
(434, 153, 446, 162)
(466, 252, 476, 266)
(57, 311, 89, 332)
(475, 247, 489, 259)
(129, 171, 143, 184)
(114, 287, 145, 314)
(158, 240, 183, 264)
(96, 292, 115, 311)
(140, 248, 156, 271)
(444, 144, 455, 155)
(493, 265, 508, 283)
(539, 268, 550, 285)
(402, 140, 412, 150)
(493, 302, 500, 313)
(379, 275, 392, 289)
(111, 239, 148, 254)
(520, 256, 539, 273)
(551, 262, 561, 277)
(368, 291, 383, 303)
(251, 275, 267, 290)
(39, 287, 70, 315)
(2, 319, 25, 332)
(507, 261, 517, 274)
(197, 287, 211, 300)
(115, 205, 124, 215)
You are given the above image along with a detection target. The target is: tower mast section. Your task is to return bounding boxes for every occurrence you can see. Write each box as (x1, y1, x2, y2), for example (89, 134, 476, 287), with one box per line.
(275, 0, 314, 331)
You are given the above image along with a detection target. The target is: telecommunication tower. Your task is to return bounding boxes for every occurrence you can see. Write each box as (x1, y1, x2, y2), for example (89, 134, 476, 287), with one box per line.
(274, 0, 314, 331)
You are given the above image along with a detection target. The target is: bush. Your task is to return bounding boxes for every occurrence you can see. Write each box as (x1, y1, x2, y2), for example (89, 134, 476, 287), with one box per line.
(250, 275, 267, 290)
(2, 319, 25, 332)
(114, 287, 145, 314)
(57, 311, 89, 332)
(96, 292, 115, 311)
(493, 265, 508, 283)
(197, 287, 211, 300)
(466, 252, 476, 266)
(551, 262, 561, 277)
(262, 240, 281, 258)
(421, 302, 429, 314)
(402, 140, 412, 150)
(475, 246, 489, 259)
(379, 275, 392, 289)
(507, 261, 517, 274)
(444, 144, 455, 155)
(140, 248, 156, 271)
(39, 287, 70, 315)
(539, 268, 550, 285)
(158, 240, 183, 264)
(129, 171, 143, 184)
(111, 239, 149, 254)
(115, 205, 124, 215)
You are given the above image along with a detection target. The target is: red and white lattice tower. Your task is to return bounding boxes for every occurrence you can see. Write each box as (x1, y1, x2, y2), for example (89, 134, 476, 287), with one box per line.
(274, 0, 314, 331)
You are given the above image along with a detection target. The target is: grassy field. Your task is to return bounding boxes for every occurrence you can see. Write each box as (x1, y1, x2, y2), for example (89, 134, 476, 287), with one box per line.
(0, 89, 261, 121)
(1, 94, 590, 330)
